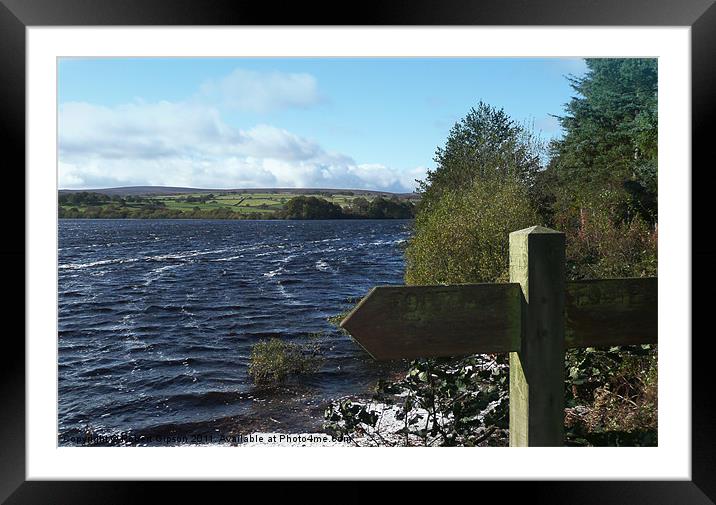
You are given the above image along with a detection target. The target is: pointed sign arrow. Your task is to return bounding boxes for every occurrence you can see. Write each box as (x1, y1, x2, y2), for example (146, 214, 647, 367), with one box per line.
(340, 283, 523, 360)
(340, 277, 657, 361)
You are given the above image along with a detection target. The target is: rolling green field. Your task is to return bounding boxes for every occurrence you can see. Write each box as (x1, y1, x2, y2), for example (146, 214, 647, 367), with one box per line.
(156, 192, 361, 214)
(58, 190, 419, 219)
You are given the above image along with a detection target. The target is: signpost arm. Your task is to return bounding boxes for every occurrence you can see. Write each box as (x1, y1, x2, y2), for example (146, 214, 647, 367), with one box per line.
(508, 226, 566, 447)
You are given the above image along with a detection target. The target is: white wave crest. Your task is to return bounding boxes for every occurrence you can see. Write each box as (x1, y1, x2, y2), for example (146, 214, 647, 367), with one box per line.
(315, 260, 337, 273)
(59, 258, 140, 270)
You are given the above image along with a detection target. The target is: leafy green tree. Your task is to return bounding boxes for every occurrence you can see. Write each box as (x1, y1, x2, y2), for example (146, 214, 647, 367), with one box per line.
(350, 196, 370, 215)
(59, 191, 111, 206)
(418, 101, 543, 213)
(367, 197, 415, 219)
(406, 102, 542, 285)
(283, 196, 343, 219)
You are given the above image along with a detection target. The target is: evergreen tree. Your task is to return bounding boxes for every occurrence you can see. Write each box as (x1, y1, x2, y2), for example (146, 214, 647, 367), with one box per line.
(550, 58, 658, 223)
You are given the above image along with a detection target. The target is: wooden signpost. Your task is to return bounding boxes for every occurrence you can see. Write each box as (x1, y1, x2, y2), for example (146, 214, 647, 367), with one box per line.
(340, 226, 657, 447)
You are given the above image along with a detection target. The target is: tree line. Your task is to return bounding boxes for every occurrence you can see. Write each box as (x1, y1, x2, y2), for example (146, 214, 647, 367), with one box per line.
(281, 195, 414, 219)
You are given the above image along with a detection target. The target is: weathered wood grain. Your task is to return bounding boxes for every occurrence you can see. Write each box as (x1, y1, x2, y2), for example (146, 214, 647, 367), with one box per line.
(508, 226, 566, 447)
(340, 277, 658, 362)
(339, 283, 522, 360)
(565, 277, 657, 348)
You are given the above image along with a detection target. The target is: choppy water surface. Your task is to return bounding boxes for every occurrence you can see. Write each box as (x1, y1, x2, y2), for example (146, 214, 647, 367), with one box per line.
(58, 219, 410, 445)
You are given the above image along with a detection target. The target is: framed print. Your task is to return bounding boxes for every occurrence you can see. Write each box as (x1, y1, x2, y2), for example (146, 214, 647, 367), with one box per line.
(4, 0, 713, 502)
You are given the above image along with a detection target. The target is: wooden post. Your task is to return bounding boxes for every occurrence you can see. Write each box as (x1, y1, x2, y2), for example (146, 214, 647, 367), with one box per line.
(509, 226, 566, 447)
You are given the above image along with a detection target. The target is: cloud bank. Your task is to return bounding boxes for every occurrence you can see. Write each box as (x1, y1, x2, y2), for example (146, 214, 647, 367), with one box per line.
(59, 68, 425, 192)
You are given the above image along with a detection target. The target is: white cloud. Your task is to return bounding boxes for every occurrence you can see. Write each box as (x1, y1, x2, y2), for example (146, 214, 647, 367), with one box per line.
(58, 98, 423, 193)
(198, 68, 322, 113)
(60, 100, 239, 161)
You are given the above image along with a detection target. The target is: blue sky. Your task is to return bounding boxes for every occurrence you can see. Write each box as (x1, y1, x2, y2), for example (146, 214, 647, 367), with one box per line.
(58, 57, 587, 192)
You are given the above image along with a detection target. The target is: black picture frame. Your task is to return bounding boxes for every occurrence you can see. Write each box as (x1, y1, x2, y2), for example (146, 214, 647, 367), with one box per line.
(4, 0, 711, 502)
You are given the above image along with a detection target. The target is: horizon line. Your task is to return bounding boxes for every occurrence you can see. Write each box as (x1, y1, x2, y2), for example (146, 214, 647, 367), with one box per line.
(58, 185, 420, 194)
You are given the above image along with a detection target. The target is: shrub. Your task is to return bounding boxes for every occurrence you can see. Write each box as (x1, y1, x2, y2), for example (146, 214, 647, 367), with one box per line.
(405, 177, 538, 285)
(558, 190, 658, 280)
(565, 344, 658, 445)
(248, 338, 321, 385)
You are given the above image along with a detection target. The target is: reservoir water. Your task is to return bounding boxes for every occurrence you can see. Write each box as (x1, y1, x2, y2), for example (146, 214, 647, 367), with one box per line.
(58, 219, 410, 445)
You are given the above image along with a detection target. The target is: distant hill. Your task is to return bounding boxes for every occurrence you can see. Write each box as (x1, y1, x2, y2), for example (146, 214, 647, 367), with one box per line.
(58, 186, 419, 199)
